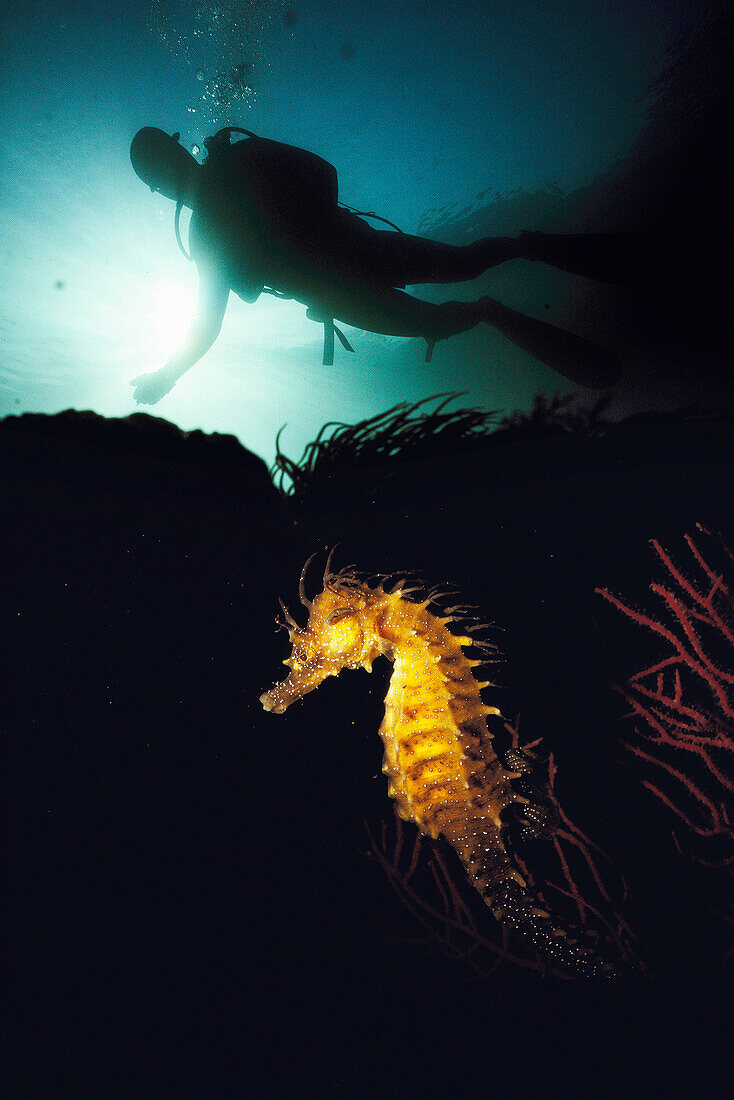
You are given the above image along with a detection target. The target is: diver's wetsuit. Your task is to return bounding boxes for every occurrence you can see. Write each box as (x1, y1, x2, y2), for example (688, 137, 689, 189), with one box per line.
(188, 135, 518, 355)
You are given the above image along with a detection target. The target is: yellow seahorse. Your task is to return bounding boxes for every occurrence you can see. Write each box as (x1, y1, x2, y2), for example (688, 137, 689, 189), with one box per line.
(260, 554, 616, 977)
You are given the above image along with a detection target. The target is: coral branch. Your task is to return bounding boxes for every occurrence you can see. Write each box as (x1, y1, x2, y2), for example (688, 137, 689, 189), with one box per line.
(596, 526, 734, 959)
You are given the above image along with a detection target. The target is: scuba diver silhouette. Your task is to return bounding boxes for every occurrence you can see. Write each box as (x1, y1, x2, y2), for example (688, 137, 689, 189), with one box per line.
(129, 126, 620, 404)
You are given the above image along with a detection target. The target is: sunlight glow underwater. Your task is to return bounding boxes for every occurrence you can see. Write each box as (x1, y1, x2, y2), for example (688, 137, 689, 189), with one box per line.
(1, 0, 716, 464)
(149, 279, 198, 360)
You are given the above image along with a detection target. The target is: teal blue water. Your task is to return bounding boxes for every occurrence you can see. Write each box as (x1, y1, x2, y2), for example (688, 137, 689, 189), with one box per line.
(0, 0, 708, 464)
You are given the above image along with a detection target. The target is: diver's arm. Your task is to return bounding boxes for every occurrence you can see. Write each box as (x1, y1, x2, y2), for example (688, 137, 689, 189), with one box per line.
(130, 267, 230, 405)
(160, 273, 229, 384)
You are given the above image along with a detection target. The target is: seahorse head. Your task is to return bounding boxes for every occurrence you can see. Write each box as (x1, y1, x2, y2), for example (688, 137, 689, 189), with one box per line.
(260, 556, 381, 715)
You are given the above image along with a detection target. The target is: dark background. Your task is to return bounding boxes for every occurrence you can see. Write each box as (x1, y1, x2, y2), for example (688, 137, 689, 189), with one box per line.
(4, 406, 733, 1094)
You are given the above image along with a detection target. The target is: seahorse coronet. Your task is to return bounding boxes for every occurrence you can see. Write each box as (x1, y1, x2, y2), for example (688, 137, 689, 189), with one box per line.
(260, 558, 618, 977)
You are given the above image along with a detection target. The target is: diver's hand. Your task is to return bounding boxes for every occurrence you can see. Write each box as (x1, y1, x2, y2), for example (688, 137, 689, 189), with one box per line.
(130, 366, 177, 405)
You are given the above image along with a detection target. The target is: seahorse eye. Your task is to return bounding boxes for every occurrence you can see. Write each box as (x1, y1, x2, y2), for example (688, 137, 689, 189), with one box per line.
(288, 629, 312, 664)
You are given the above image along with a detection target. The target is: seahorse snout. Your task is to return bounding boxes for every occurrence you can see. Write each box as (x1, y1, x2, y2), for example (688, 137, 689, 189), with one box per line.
(260, 690, 287, 714)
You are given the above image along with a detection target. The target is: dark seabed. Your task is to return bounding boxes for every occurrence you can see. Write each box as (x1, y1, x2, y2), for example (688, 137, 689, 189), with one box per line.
(4, 403, 734, 1093)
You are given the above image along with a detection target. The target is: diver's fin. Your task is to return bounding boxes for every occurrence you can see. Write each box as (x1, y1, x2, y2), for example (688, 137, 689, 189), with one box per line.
(519, 231, 678, 290)
(480, 296, 620, 388)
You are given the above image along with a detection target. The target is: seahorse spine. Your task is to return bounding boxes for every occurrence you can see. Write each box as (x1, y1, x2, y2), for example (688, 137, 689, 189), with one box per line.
(260, 556, 616, 977)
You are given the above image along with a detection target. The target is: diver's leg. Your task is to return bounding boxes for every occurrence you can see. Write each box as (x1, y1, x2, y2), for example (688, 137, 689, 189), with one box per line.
(479, 296, 620, 388)
(376, 232, 521, 284)
(310, 278, 484, 342)
(304, 268, 618, 385)
(365, 227, 684, 290)
(340, 219, 678, 289)
(309, 277, 619, 387)
(340, 218, 523, 286)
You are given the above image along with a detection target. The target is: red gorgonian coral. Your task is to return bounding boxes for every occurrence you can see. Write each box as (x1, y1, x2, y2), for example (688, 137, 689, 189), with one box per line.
(596, 526, 734, 956)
